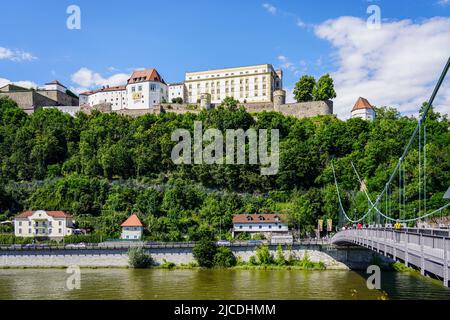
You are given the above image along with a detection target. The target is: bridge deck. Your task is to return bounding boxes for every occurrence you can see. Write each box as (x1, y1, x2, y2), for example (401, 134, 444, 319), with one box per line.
(332, 228, 450, 287)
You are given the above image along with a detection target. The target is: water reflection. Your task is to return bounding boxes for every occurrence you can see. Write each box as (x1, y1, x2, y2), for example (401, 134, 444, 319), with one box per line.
(0, 269, 448, 300)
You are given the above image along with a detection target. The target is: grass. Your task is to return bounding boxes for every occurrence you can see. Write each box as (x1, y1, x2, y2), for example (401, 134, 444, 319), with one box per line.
(390, 262, 416, 273)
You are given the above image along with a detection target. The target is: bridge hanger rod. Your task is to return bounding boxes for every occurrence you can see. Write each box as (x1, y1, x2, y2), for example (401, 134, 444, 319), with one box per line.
(351, 161, 450, 223)
(360, 57, 450, 215)
(331, 161, 372, 223)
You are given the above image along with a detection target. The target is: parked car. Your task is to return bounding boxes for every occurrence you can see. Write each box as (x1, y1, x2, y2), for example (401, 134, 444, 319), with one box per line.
(24, 244, 50, 249)
(247, 240, 263, 246)
(216, 240, 231, 246)
(65, 243, 86, 249)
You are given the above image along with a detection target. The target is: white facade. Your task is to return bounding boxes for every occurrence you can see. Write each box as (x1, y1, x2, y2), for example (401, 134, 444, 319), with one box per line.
(14, 210, 74, 239)
(41, 81, 66, 93)
(126, 81, 167, 110)
(80, 86, 127, 110)
(232, 214, 289, 234)
(120, 226, 144, 240)
(43, 106, 80, 117)
(185, 64, 283, 104)
(351, 108, 376, 121)
(168, 83, 186, 103)
(233, 223, 289, 233)
(79, 69, 167, 110)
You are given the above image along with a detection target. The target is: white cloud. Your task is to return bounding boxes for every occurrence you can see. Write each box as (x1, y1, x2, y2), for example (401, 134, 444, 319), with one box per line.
(296, 19, 306, 28)
(107, 66, 120, 72)
(314, 16, 450, 119)
(437, 0, 450, 6)
(262, 3, 277, 15)
(277, 55, 306, 76)
(0, 47, 36, 62)
(0, 78, 38, 89)
(71, 67, 130, 88)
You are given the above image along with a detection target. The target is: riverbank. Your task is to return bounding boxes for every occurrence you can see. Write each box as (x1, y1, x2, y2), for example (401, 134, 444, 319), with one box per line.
(0, 245, 392, 270)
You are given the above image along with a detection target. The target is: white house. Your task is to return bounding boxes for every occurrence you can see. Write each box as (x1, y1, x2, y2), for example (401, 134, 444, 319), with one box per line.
(351, 97, 376, 121)
(14, 210, 75, 240)
(120, 214, 144, 240)
(232, 214, 289, 237)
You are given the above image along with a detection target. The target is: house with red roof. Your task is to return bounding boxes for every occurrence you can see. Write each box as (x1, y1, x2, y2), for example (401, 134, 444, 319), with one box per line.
(79, 68, 168, 111)
(232, 214, 289, 238)
(14, 210, 75, 240)
(351, 97, 376, 121)
(120, 214, 144, 240)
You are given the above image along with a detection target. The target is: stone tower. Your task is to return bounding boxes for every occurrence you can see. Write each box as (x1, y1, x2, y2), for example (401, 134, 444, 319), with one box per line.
(200, 93, 212, 110)
(273, 90, 286, 111)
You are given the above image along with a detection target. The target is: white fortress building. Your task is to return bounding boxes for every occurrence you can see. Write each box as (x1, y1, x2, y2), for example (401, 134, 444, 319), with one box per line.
(351, 97, 376, 121)
(168, 83, 187, 103)
(79, 68, 168, 110)
(14, 210, 75, 240)
(184, 64, 283, 104)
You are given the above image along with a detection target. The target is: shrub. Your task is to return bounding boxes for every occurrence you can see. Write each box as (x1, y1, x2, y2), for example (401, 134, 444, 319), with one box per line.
(252, 233, 266, 240)
(63, 234, 102, 244)
(274, 245, 286, 266)
(213, 246, 237, 268)
(255, 245, 273, 265)
(192, 239, 217, 268)
(248, 255, 258, 266)
(128, 247, 154, 268)
(160, 259, 176, 269)
(0, 235, 33, 245)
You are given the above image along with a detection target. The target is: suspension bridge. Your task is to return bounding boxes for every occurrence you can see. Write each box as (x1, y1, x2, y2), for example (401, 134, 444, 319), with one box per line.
(330, 58, 450, 287)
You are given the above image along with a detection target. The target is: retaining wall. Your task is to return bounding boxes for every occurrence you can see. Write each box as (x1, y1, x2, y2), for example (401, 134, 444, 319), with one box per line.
(0, 246, 389, 269)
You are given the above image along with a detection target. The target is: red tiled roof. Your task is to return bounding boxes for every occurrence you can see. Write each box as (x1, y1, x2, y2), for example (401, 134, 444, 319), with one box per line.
(102, 85, 126, 92)
(127, 69, 166, 85)
(232, 214, 288, 224)
(80, 85, 126, 96)
(15, 211, 72, 219)
(352, 97, 373, 112)
(121, 214, 143, 227)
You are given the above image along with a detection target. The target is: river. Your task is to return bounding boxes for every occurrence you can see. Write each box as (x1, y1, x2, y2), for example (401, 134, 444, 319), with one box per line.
(0, 269, 449, 300)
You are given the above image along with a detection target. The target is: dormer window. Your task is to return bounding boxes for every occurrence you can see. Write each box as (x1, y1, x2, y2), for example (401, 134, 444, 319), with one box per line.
(246, 216, 253, 221)
(258, 216, 265, 221)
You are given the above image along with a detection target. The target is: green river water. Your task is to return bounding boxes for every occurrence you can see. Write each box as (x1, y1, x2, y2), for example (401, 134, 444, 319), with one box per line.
(0, 269, 449, 300)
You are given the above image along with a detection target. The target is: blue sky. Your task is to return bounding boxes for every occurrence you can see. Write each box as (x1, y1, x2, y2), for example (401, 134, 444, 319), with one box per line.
(1, 0, 450, 118)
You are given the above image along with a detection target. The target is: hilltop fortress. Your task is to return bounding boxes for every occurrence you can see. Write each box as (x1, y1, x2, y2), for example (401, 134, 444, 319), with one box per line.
(1, 63, 334, 119)
(79, 64, 334, 119)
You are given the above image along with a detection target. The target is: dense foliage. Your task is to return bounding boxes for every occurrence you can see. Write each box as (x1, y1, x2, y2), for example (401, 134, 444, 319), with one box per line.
(192, 239, 219, 268)
(293, 74, 336, 102)
(0, 96, 449, 240)
(128, 247, 154, 268)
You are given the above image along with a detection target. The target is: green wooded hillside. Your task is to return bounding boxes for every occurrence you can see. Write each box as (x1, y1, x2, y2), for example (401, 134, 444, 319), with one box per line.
(0, 96, 449, 239)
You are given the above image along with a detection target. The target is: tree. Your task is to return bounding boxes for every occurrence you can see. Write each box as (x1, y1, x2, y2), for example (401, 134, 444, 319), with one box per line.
(312, 74, 336, 101)
(293, 75, 316, 102)
(172, 97, 183, 104)
(193, 239, 217, 268)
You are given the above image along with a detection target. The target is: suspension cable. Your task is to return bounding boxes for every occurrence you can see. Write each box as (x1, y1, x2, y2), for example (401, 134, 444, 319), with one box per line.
(331, 162, 371, 223)
(363, 58, 450, 216)
(351, 161, 450, 223)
